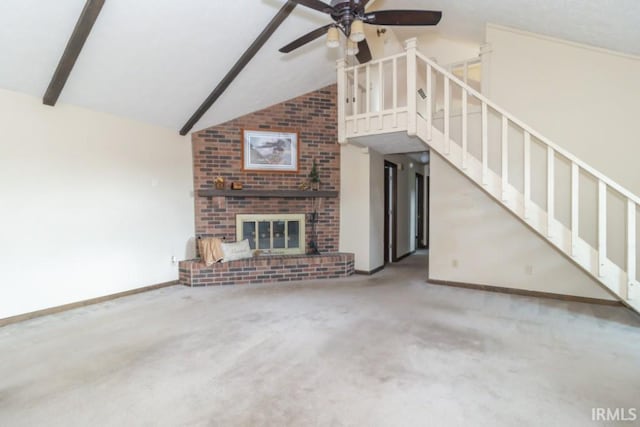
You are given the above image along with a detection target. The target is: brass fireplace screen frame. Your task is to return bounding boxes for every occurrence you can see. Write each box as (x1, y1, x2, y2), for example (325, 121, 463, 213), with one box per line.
(235, 214, 306, 255)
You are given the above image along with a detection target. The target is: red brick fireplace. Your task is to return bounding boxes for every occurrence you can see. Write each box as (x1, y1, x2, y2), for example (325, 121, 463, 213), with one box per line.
(179, 84, 354, 286)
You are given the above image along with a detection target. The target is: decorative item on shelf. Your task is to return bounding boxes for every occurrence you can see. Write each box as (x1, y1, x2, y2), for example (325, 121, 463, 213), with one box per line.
(308, 158, 320, 191)
(298, 182, 310, 191)
(214, 176, 225, 190)
(230, 182, 243, 190)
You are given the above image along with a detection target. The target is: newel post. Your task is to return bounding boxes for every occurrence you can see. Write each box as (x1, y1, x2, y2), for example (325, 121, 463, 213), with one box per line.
(405, 37, 417, 136)
(337, 58, 347, 143)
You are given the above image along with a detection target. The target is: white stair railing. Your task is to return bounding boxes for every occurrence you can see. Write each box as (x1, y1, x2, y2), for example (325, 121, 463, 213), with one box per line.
(337, 52, 409, 141)
(338, 39, 640, 311)
(446, 57, 482, 84)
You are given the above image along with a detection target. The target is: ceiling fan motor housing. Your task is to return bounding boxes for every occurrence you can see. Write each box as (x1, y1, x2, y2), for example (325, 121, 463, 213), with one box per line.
(330, 1, 363, 35)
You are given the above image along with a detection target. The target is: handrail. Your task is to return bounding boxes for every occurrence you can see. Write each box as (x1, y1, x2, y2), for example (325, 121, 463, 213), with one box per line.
(415, 51, 640, 206)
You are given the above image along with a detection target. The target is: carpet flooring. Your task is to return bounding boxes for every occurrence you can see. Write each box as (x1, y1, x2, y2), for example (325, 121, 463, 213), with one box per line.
(1, 252, 639, 426)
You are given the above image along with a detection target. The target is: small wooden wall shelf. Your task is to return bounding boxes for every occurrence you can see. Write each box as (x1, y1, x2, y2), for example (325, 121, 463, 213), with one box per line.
(198, 189, 339, 198)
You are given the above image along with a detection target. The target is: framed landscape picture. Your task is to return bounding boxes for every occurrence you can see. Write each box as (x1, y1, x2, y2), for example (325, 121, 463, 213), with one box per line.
(242, 129, 299, 172)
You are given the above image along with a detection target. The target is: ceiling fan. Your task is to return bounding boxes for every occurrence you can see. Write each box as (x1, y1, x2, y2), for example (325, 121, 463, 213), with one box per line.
(279, 0, 442, 63)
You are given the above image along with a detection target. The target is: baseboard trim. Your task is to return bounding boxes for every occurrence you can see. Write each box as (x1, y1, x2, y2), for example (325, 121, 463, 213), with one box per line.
(0, 281, 179, 328)
(355, 265, 385, 275)
(427, 278, 622, 306)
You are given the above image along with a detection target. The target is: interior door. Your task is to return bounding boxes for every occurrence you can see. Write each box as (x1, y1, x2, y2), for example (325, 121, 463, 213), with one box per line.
(426, 176, 430, 249)
(416, 173, 424, 248)
(384, 161, 398, 263)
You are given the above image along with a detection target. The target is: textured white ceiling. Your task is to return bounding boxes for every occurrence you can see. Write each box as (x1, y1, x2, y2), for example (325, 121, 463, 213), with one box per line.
(379, 0, 640, 55)
(0, 0, 638, 133)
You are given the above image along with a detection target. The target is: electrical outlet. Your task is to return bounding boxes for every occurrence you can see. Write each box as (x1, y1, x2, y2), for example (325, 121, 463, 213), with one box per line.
(171, 256, 177, 264)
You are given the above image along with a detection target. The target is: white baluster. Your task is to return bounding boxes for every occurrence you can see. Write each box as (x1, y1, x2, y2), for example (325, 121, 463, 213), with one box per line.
(405, 38, 417, 136)
(628, 200, 636, 299)
(365, 64, 371, 131)
(547, 146, 554, 238)
(444, 77, 450, 155)
(392, 57, 397, 128)
(461, 89, 468, 170)
(598, 180, 607, 277)
(571, 162, 579, 257)
(353, 67, 359, 133)
(501, 115, 508, 200)
(481, 102, 488, 185)
(432, 67, 437, 124)
(337, 59, 346, 143)
(426, 64, 432, 140)
(378, 61, 383, 130)
(523, 131, 531, 219)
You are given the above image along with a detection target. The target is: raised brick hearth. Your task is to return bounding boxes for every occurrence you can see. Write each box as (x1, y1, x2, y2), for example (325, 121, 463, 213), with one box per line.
(179, 253, 354, 287)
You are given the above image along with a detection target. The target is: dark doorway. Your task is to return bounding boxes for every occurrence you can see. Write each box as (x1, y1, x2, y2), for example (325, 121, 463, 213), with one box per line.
(416, 173, 425, 249)
(426, 176, 430, 249)
(384, 161, 398, 263)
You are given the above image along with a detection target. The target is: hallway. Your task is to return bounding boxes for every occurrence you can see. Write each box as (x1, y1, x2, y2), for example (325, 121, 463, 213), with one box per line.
(1, 253, 639, 426)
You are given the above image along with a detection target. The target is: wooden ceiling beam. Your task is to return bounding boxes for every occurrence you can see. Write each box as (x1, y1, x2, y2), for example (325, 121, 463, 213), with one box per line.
(43, 0, 105, 106)
(179, 1, 297, 136)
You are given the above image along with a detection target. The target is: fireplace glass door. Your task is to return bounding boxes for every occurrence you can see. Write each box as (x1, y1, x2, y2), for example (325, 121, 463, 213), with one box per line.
(236, 214, 305, 255)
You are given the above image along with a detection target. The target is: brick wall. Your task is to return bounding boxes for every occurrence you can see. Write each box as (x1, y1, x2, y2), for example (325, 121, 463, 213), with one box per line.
(192, 84, 339, 253)
(179, 253, 355, 287)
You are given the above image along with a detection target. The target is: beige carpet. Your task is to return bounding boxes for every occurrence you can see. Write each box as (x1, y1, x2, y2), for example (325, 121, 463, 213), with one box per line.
(1, 252, 639, 426)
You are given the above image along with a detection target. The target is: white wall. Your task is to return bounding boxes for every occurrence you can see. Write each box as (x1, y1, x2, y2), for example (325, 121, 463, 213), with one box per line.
(485, 24, 640, 195)
(340, 143, 374, 271)
(416, 34, 479, 66)
(369, 149, 385, 269)
(378, 29, 480, 66)
(0, 88, 195, 319)
(429, 155, 615, 300)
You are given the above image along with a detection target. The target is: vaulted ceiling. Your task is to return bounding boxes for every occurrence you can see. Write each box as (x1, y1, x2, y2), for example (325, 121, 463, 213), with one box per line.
(0, 0, 638, 134)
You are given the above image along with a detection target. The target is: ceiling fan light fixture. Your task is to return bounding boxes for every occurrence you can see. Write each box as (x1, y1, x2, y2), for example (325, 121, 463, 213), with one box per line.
(346, 39, 359, 56)
(349, 19, 366, 42)
(326, 26, 340, 48)
(278, 2, 442, 65)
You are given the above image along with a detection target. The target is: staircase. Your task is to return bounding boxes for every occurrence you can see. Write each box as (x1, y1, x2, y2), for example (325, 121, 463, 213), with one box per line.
(337, 38, 640, 314)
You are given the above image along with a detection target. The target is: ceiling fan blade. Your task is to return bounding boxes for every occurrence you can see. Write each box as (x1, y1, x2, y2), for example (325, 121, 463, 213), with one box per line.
(289, 0, 335, 14)
(356, 39, 372, 64)
(279, 24, 333, 53)
(363, 10, 442, 26)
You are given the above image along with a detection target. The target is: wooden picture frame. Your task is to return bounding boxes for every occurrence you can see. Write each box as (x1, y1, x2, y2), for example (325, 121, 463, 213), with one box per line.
(241, 129, 299, 173)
